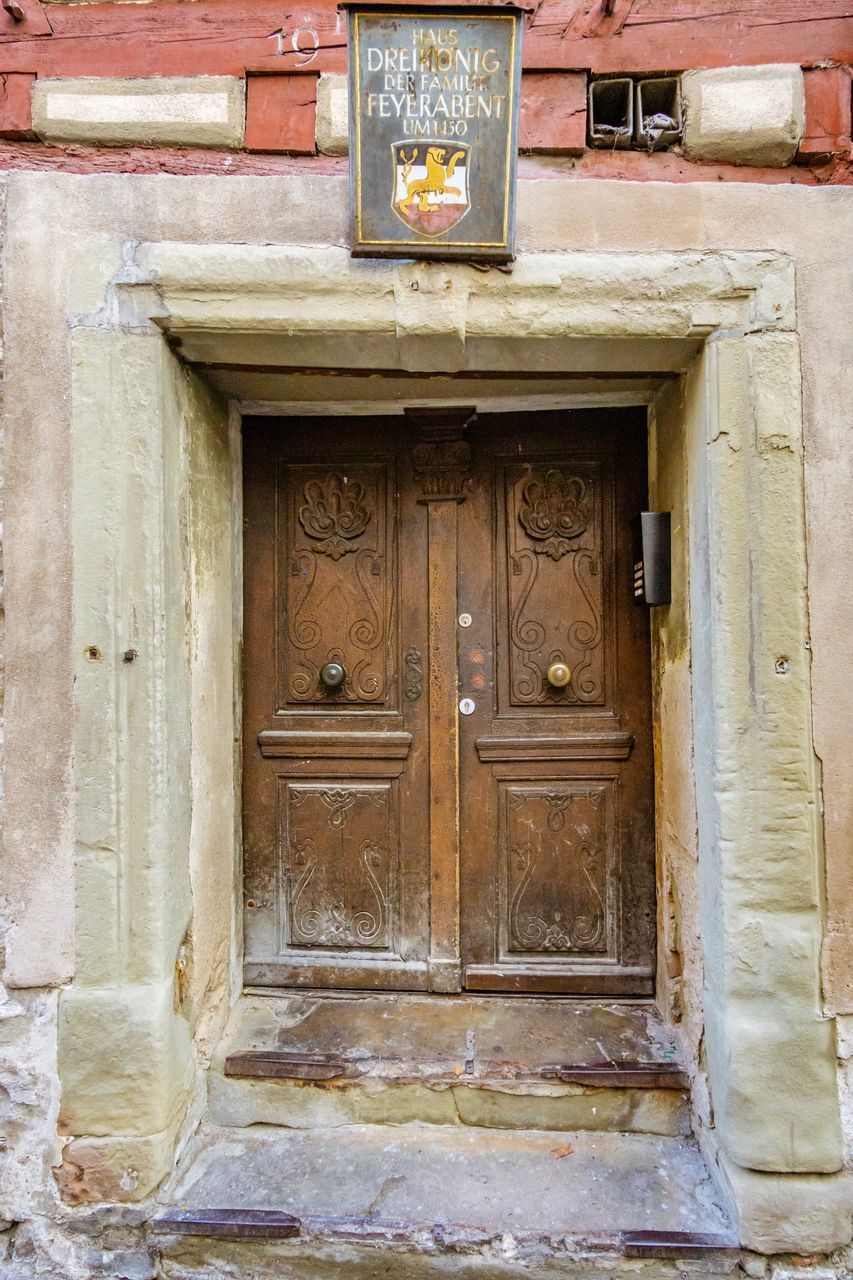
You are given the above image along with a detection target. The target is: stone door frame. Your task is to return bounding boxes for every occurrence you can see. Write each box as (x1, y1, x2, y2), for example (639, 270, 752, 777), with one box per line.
(4, 234, 849, 1247)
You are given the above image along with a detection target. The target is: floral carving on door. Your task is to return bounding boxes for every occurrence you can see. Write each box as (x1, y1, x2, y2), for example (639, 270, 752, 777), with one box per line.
(284, 463, 394, 704)
(517, 468, 592, 560)
(504, 784, 610, 956)
(284, 783, 394, 951)
(505, 462, 604, 706)
(298, 473, 371, 559)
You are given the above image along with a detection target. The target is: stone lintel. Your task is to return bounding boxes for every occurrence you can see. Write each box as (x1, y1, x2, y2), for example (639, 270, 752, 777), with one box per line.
(132, 244, 796, 356)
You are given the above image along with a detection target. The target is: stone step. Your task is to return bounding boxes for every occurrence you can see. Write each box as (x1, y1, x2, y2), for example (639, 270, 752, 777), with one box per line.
(154, 1124, 737, 1279)
(208, 991, 692, 1136)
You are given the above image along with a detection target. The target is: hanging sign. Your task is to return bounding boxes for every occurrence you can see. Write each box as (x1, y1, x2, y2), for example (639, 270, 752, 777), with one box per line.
(346, 5, 523, 262)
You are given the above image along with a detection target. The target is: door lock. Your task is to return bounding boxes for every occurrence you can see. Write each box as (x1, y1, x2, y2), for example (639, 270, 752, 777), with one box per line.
(320, 661, 346, 689)
(546, 661, 572, 689)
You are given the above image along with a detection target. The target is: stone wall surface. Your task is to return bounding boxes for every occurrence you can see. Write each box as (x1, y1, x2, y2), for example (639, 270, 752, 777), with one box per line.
(32, 77, 245, 149)
(185, 382, 239, 1060)
(649, 370, 703, 1064)
(0, 170, 850, 1274)
(840, 1017, 853, 1167)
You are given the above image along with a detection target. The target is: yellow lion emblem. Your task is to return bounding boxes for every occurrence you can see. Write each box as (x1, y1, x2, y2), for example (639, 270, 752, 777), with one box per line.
(397, 146, 467, 216)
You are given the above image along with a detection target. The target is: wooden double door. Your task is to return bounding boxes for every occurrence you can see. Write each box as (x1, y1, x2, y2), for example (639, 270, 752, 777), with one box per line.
(243, 408, 655, 995)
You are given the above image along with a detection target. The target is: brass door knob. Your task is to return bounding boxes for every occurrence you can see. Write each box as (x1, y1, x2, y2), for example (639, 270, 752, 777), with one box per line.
(546, 661, 572, 688)
(320, 661, 346, 689)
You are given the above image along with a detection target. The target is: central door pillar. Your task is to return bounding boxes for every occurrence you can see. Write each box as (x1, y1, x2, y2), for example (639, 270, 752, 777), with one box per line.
(408, 406, 476, 993)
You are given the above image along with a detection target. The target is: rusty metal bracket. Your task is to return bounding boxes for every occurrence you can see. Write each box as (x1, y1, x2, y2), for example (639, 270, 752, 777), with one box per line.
(621, 1231, 739, 1259)
(224, 1050, 351, 1080)
(154, 1208, 300, 1239)
(541, 1060, 690, 1089)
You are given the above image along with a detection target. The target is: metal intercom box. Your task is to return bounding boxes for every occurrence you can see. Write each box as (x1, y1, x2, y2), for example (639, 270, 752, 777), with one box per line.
(632, 512, 671, 606)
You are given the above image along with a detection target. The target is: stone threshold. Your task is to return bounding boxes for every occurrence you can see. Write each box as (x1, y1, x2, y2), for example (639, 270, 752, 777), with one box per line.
(224, 989, 683, 1081)
(154, 1124, 737, 1273)
(208, 990, 692, 1137)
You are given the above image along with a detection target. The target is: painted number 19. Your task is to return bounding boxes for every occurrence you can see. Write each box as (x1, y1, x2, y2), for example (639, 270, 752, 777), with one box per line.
(269, 11, 343, 65)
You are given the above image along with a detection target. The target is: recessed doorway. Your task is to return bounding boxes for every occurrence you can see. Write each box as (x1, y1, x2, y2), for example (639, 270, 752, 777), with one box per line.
(242, 408, 655, 995)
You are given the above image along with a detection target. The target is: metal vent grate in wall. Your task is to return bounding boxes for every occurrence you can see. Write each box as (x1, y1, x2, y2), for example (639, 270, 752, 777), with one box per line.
(589, 75, 683, 151)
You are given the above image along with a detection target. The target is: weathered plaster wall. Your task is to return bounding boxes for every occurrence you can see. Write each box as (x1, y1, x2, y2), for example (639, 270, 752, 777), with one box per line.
(0, 168, 68, 1272)
(0, 171, 851, 1271)
(0, 183, 242, 1269)
(2, 169, 74, 992)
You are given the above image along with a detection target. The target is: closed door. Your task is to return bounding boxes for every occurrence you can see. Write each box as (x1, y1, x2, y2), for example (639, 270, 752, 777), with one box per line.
(242, 408, 655, 995)
(458, 412, 655, 995)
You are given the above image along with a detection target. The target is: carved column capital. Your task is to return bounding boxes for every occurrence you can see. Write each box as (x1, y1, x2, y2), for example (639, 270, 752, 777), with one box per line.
(406, 406, 476, 503)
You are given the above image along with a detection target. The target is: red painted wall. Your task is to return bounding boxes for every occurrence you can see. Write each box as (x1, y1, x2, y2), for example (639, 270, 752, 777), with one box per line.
(0, 0, 850, 181)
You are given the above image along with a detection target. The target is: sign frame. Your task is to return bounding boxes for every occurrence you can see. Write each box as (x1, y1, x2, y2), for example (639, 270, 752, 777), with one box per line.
(346, 4, 524, 262)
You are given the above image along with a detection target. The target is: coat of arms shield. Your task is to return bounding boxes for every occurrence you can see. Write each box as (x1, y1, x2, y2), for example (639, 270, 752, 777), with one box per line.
(391, 141, 471, 238)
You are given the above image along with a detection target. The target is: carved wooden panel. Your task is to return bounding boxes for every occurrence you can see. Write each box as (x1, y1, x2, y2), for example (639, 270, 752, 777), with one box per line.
(280, 781, 397, 953)
(281, 463, 394, 706)
(501, 781, 614, 957)
(504, 461, 605, 706)
(244, 419, 431, 991)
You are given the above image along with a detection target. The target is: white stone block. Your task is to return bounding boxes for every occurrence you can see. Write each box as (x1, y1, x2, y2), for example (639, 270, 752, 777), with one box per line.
(682, 64, 804, 167)
(316, 73, 349, 156)
(32, 76, 245, 148)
